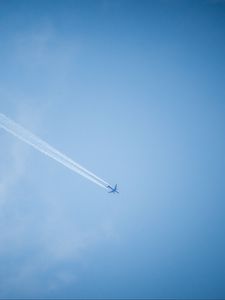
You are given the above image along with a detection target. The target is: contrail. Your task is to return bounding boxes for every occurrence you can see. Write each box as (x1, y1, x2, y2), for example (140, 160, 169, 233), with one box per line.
(0, 113, 110, 190)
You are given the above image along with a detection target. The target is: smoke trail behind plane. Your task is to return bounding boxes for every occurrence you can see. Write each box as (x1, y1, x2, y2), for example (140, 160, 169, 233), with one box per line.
(0, 113, 110, 189)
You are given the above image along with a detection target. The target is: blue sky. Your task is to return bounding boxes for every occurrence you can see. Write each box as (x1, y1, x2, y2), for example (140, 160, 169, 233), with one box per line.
(0, 0, 225, 298)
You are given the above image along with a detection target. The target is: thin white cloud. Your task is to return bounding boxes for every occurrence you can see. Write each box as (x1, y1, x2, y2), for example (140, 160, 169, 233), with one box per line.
(0, 113, 118, 294)
(12, 24, 81, 72)
(0, 136, 27, 206)
(0, 23, 118, 296)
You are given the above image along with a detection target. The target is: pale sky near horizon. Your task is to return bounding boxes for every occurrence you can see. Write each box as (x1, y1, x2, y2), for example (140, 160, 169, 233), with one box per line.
(0, 0, 225, 298)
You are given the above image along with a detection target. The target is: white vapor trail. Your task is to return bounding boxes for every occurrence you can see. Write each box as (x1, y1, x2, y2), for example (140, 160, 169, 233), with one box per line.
(0, 113, 110, 190)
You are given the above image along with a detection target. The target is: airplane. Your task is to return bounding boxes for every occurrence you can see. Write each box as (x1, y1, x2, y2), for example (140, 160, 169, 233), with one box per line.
(107, 184, 119, 194)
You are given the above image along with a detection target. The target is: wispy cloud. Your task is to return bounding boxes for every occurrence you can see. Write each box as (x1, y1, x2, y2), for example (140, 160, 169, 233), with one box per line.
(0, 109, 118, 296)
(0, 19, 119, 297)
(12, 23, 80, 74)
(0, 134, 27, 205)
